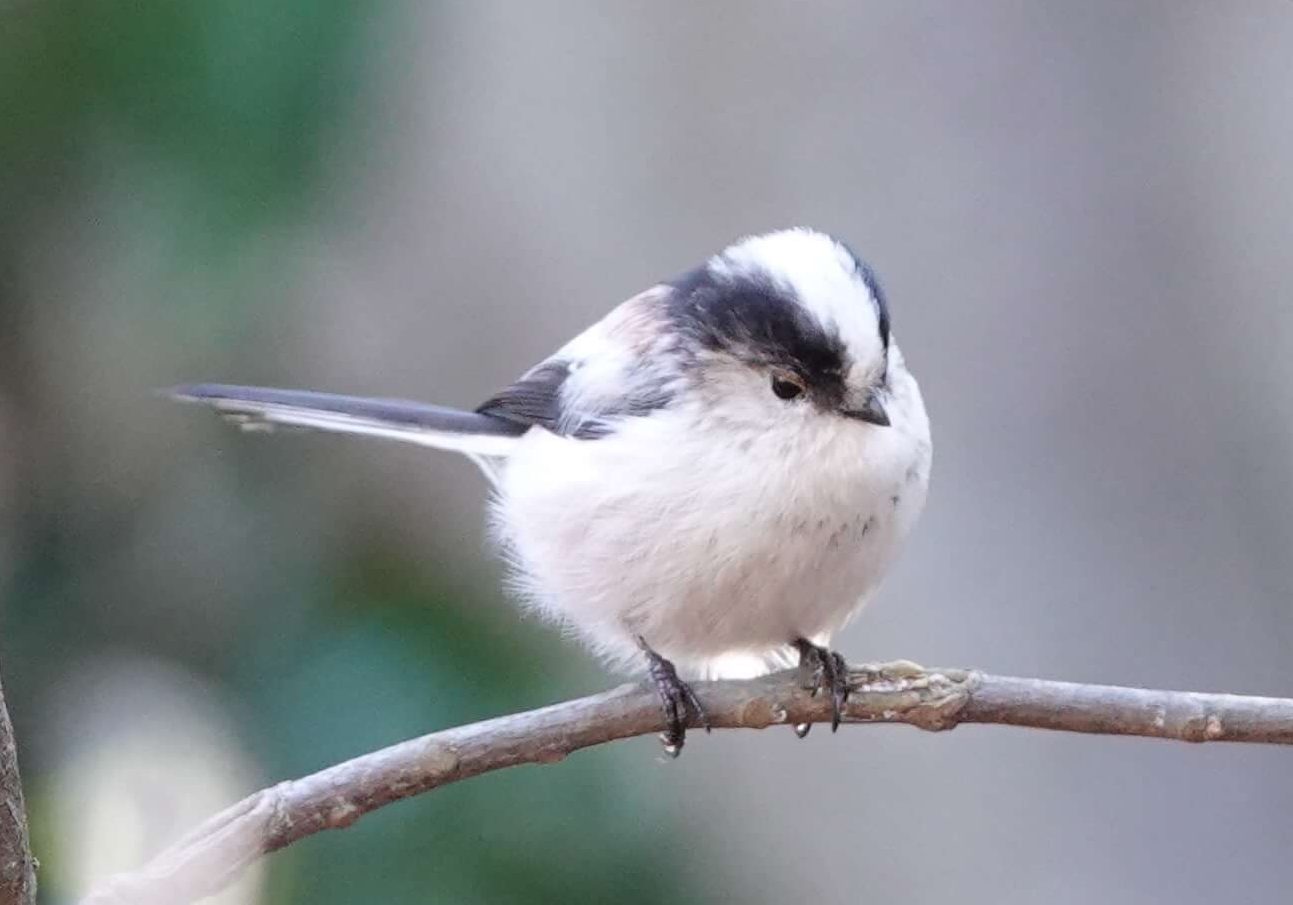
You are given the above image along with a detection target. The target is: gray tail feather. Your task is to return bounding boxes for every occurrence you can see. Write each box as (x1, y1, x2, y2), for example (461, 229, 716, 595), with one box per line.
(168, 383, 526, 461)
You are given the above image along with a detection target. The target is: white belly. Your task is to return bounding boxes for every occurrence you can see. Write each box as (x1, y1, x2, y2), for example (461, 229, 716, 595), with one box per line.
(492, 396, 930, 679)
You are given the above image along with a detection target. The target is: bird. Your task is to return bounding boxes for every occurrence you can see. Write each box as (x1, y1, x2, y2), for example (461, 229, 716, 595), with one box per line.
(171, 228, 932, 755)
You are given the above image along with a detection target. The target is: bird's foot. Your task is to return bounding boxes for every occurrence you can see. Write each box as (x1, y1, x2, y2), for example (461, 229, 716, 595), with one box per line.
(637, 637, 710, 757)
(794, 638, 851, 734)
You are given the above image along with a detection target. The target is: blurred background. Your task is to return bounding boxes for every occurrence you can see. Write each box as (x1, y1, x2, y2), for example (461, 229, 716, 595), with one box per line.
(3, 2, 1293, 903)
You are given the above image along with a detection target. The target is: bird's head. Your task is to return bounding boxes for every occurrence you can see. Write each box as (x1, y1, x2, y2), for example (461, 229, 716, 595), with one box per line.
(666, 228, 894, 429)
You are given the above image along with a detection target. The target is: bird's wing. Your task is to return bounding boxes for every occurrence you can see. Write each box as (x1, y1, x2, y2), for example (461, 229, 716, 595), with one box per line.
(475, 285, 679, 440)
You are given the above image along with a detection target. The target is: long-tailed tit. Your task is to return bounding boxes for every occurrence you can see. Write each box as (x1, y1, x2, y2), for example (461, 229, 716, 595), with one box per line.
(172, 228, 932, 754)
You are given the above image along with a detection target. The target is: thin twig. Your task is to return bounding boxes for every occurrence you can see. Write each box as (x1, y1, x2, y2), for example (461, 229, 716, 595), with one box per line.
(0, 667, 37, 905)
(82, 663, 1293, 905)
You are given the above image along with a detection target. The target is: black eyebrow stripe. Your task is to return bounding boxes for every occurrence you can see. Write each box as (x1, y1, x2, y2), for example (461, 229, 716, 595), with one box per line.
(664, 264, 850, 403)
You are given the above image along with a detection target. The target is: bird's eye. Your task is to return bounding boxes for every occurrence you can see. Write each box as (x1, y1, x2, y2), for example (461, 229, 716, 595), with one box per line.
(770, 372, 806, 401)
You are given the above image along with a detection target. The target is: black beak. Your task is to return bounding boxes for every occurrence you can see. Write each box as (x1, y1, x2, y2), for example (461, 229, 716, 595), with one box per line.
(843, 394, 890, 427)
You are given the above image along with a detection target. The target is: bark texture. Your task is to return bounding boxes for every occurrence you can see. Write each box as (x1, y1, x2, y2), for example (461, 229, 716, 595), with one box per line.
(82, 663, 1293, 905)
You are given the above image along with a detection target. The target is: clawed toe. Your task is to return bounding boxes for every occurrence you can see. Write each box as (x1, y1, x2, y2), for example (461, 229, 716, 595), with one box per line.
(638, 637, 710, 756)
(794, 638, 851, 732)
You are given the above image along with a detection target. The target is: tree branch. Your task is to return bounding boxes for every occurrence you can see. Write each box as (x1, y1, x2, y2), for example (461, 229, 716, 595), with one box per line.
(0, 667, 37, 905)
(81, 663, 1293, 905)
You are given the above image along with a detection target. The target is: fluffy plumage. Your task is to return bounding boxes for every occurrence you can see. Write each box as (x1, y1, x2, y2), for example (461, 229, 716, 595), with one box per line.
(173, 228, 932, 680)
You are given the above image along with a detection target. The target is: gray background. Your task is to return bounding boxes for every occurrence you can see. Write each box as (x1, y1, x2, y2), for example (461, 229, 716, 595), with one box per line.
(2, 3, 1291, 903)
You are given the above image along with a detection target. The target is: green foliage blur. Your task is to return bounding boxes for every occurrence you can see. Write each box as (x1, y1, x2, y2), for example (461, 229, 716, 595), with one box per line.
(9, 4, 1293, 905)
(0, 4, 702, 902)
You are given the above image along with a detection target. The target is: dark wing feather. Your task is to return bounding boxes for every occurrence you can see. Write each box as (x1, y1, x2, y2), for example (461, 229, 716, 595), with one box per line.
(475, 362, 569, 431)
(475, 361, 610, 439)
(474, 287, 680, 441)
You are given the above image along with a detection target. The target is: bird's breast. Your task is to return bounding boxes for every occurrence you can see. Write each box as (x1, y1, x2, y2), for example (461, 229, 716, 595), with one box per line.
(493, 400, 930, 674)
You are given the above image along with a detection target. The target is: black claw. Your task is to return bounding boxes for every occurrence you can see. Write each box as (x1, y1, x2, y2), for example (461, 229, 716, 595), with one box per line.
(638, 637, 709, 756)
(794, 638, 851, 732)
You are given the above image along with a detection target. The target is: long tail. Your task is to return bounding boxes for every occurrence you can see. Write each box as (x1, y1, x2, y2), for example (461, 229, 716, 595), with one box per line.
(169, 384, 526, 467)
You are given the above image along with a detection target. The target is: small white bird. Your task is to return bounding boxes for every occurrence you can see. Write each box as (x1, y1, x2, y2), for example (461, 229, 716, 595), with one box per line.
(173, 228, 932, 753)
